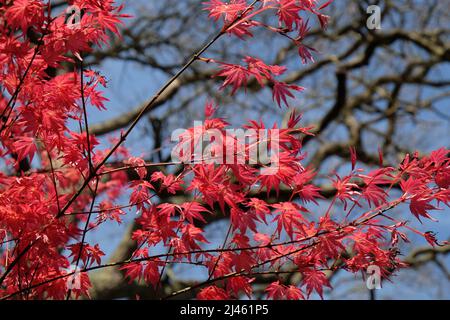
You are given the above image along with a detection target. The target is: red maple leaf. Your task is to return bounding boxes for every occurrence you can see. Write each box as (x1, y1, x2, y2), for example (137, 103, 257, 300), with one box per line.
(214, 63, 251, 95)
(13, 136, 37, 162)
(143, 261, 161, 288)
(272, 81, 304, 108)
(265, 281, 286, 300)
(180, 202, 210, 224)
(277, 0, 301, 30)
(203, 0, 247, 22)
(302, 269, 332, 299)
(410, 196, 438, 222)
(5, 0, 44, 33)
(121, 262, 143, 283)
(272, 202, 308, 238)
(197, 286, 230, 300)
(125, 157, 147, 179)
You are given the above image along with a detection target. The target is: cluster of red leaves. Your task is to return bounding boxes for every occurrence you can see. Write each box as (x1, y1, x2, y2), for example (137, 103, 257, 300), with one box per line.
(0, 0, 448, 301)
(0, 0, 129, 299)
(202, 0, 333, 106)
(204, 0, 330, 62)
(126, 107, 449, 299)
(209, 56, 304, 108)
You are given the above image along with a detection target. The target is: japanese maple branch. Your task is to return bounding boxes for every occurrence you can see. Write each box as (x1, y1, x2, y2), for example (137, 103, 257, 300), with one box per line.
(55, 0, 261, 219)
(1, 197, 404, 300)
(46, 149, 61, 213)
(65, 179, 99, 300)
(79, 59, 94, 173)
(164, 240, 322, 299)
(0, 1, 261, 287)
